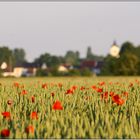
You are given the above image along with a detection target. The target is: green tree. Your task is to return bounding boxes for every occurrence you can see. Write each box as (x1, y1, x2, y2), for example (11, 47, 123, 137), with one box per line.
(117, 53, 139, 75)
(13, 48, 26, 65)
(100, 55, 118, 75)
(65, 50, 80, 65)
(34, 53, 62, 68)
(34, 53, 51, 67)
(0, 46, 14, 71)
(119, 42, 135, 55)
(86, 46, 94, 60)
(80, 68, 93, 76)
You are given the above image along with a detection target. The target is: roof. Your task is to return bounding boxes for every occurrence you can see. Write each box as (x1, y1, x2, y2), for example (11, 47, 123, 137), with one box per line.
(81, 60, 96, 68)
(15, 62, 39, 68)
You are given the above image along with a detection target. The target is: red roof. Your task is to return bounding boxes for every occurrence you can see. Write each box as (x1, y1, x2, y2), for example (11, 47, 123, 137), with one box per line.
(81, 60, 96, 68)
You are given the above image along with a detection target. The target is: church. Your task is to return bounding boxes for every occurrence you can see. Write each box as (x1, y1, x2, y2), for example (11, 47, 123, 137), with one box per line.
(109, 41, 120, 58)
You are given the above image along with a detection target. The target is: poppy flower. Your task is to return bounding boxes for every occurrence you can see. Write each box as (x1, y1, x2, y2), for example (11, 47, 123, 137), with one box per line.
(1, 129, 10, 137)
(13, 82, 20, 88)
(80, 86, 85, 90)
(52, 100, 63, 110)
(123, 91, 129, 97)
(71, 86, 77, 90)
(51, 92, 55, 97)
(91, 85, 97, 90)
(7, 100, 13, 106)
(58, 83, 63, 88)
(129, 83, 133, 87)
(31, 96, 35, 103)
(112, 94, 125, 105)
(21, 90, 27, 95)
(42, 83, 47, 89)
(96, 88, 103, 93)
(30, 112, 38, 120)
(101, 92, 108, 101)
(65, 89, 74, 94)
(109, 91, 115, 97)
(98, 82, 105, 86)
(2, 112, 11, 119)
(25, 125, 34, 134)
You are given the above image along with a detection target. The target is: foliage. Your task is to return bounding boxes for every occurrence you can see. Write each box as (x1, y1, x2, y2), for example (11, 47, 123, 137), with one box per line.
(36, 68, 48, 77)
(0, 46, 14, 67)
(12, 48, 26, 66)
(64, 50, 80, 65)
(80, 68, 93, 76)
(101, 41, 140, 76)
(34, 53, 62, 68)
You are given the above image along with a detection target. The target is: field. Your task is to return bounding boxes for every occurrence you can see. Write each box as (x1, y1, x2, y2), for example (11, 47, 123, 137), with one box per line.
(0, 77, 140, 138)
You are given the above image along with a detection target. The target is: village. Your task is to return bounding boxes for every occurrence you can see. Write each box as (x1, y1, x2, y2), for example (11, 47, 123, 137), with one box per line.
(0, 41, 120, 77)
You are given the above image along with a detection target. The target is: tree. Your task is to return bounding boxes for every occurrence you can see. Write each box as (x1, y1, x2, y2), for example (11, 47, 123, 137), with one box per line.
(119, 42, 135, 55)
(117, 53, 139, 75)
(34, 53, 51, 67)
(12, 48, 26, 65)
(86, 46, 94, 60)
(65, 50, 80, 65)
(0, 46, 14, 71)
(34, 53, 62, 68)
(100, 55, 118, 75)
(86, 46, 104, 61)
(101, 41, 140, 76)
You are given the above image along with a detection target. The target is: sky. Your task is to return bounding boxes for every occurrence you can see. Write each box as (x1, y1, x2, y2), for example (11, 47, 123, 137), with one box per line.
(0, 2, 140, 62)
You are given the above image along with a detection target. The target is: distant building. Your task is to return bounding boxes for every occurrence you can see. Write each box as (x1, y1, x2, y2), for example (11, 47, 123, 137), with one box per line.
(110, 40, 120, 58)
(13, 62, 38, 77)
(58, 65, 68, 73)
(80, 60, 104, 75)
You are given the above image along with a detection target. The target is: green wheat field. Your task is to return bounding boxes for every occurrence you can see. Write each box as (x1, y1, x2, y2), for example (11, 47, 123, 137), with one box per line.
(0, 77, 140, 139)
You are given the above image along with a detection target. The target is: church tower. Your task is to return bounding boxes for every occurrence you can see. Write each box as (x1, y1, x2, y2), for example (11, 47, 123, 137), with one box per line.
(109, 40, 120, 58)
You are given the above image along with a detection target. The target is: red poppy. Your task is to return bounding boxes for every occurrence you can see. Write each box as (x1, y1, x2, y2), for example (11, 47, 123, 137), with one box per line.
(13, 82, 20, 88)
(7, 100, 13, 106)
(109, 91, 115, 97)
(2, 112, 11, 119)
(42, 83, 47, 89)
(25, 125, 34, 134)
(91, 85, 97, 90)
(51, 92, 55, 97)
(96, 88, 103, 93)
(98, 82, 105, 86)
(58, 83, 63, 88)
(71, 86, 77, 90)
(80, 86, 85, 90)
(30, 112, 38, 120)
(52, 100, 63, 110)
(21, 90, 27, 95)
(101, 92, 108, 101)
(122, 91, 129, 97)
(31, 96, 35, 103)
(65, 89, 74, 94)
(1, 129, 10, 137)
(129, 83, 133, 87)
(112, 94, 125, 105)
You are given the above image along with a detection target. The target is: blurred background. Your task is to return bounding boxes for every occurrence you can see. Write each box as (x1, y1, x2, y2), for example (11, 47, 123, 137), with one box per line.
(0, 2, 140, 77)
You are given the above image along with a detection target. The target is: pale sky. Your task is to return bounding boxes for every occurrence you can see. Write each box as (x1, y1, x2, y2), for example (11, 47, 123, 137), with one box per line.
(0, 2, 140, 62)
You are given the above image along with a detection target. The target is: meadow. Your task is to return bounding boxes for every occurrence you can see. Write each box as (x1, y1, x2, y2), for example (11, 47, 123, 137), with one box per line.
(0, 77, 139, 139)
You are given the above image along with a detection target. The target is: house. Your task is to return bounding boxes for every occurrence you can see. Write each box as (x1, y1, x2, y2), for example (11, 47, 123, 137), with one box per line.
(92, 61, 104, 75)
(58, 64, 69, 73)
(1, 62, 15, 77)
(13, 62, 38, 77)
(80, 60, 104, 75)
(81, 60, 97, 70)
(14, 62, 38, 77)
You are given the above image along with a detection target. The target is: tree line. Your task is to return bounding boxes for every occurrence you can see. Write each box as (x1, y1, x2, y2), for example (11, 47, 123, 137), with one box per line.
(0, 41, 140, 76)
(101, 42, 140, 75)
